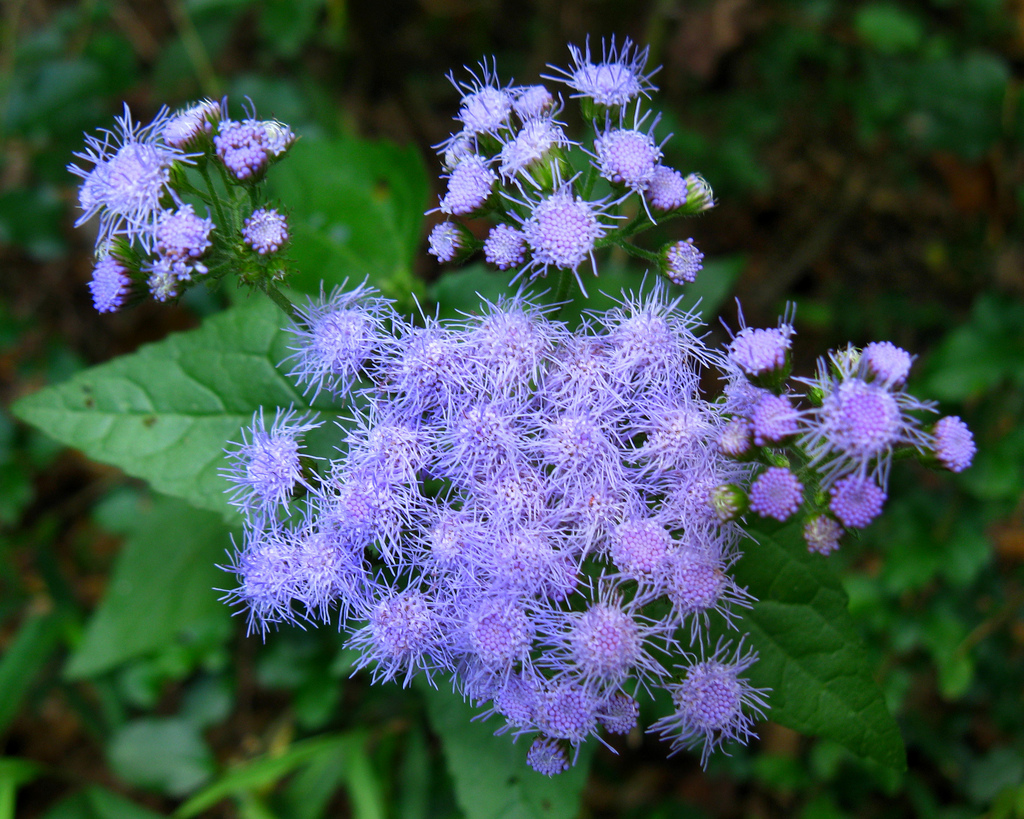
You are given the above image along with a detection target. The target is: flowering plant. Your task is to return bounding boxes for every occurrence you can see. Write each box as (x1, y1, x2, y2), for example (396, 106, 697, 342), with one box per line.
(14, 34, 976, 806)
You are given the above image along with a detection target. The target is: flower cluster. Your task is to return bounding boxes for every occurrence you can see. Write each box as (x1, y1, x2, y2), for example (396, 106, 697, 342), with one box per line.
(70, 99, 296, 311)
(222, 279, 974, 774)
(716, 317, 975, 554)
(224, 283, 767, 772)
(71, 38, 978, 779)
(428, 37, 713, 296)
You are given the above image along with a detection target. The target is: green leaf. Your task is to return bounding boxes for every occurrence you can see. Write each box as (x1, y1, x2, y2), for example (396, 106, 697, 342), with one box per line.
(43, 786, 168, 819)
(107, 718, 215, 797)
(854, 3, 924, 54)
(733, 521, 906, 770)
(269, 135, 429, 304)
(0, 758, 43, 819)
(174, 733, 373, 819)
(11, 299, 340, 520)
(421, 683, 593, 819)
(0, 611, 63, 733)
(64, 494, 234, 680)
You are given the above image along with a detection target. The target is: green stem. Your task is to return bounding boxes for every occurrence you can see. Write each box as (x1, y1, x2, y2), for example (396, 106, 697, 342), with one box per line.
(265, 283, 300, 324)
(597, 212, 650, 249)
(554, 269, 573, 315)
(198, 163, 228, 227)
(620, 242, 660, 264)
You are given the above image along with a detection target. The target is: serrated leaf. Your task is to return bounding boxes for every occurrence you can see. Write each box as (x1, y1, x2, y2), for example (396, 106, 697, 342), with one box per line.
(11, 299, 340, 520)
(421, 683, 593, 819)
(64, 494, 234, 680)
(733, 521, 906, 770)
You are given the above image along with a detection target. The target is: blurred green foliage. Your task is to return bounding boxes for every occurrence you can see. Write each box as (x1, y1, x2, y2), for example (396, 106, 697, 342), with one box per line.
(1, 0, 1022, 817)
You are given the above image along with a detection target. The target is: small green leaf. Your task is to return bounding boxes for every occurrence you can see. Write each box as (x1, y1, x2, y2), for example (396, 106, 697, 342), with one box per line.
(0, 611, 63, 733)
(43, 786, 168, 819)
(64, 494, 233, 679)
(733, 521, 906, 770)
(421, 683, 593, 819)
(12, 299, 340, 520)
(174, 734, 359, 819)
(108, 718, 214, 797)
(854, 3, 924, 54)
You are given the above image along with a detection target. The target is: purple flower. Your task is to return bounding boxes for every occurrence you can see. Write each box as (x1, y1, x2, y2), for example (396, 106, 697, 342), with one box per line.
(221, 527, 301, 637)
(450, 59, 514, 136)
(242, 207, 289, 255)
(829, 475, 886, 529)
(537, 594, 654, 691)
(665, 546, 750, 633)
(527, 737, 570, 776)
(728, 323, 794, 381)
(215, 116, 295, 181)
(516, 176, 613, 294)
(662, 238, 704, 285)
(602, 284, 713, 389)
(597, 692, 640, 734)
(427, 221, 463, 263)
(223, 407, 321, 519)
(719, 418, 753, 458)
(610, 518, 673, 584)
(651, 640, 768, 766)
(932, 415, 976, 473)
(89, 256, 131, 313)
(536, 681, 598, 744)
(285, 282, 393, 398)
(748, 467, 803, 521)
(163, 98, 222, 149)
(498, 117, 571, 182)
(439, 155, 496, 215)
(465, 597, 534, 669)
(349, 586, 453, 687)
(145, 257, 180, 301)
(861, 341, 913, 388)
(646, 165, 689, 212)
(483, 224, 527, 270)
(592, 113, 663, 194)
(750, 393, 800, 446)
(803, 514, 843, 556)
(69, 104, 195, 252)
(466, 296, 560, 391)
(801, 371, 931, 489)
(155, 204, 214, 263)
(546, 36, 658, 108)
(513, 85, 556, 119)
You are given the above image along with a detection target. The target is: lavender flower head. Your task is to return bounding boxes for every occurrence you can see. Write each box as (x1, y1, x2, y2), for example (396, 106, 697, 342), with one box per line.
(651, 640, 768, 766)
(286, 282, 394, 398)
(155, 204, 214, 265)
(450, 59, 515, 136)
(69, 104, 196, 252)
(932, 415, 976, 473)
(216, 115, 295, 182)
(89, 256, 131, 313)
(662, 238, 704, 285)
(223, 407, 321, 519)
(546, 36, 659, 108)
(428, 221, 464, 262)
(163, 98, 222, 149)
(242, 208, 289, 255)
